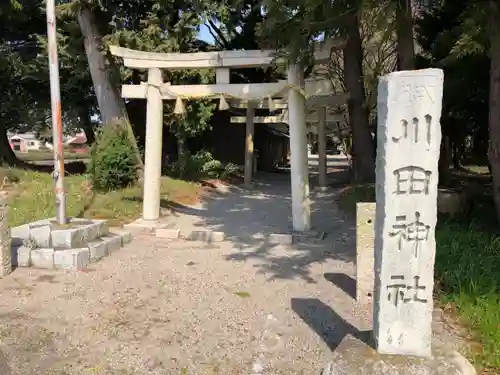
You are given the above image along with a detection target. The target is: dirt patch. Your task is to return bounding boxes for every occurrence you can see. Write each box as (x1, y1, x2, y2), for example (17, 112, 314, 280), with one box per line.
(170, 192, 201, 207)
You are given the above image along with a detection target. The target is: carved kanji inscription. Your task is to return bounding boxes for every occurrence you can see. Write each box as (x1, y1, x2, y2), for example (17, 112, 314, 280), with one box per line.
(392, 115, 433, 145)
(389, 212, 430, 258)
(393, 166, 432, 196)
(387, 275, 428, 307)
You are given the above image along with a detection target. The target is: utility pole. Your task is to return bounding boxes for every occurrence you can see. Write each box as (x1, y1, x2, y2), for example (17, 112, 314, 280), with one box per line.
(46, 0, 67, 224)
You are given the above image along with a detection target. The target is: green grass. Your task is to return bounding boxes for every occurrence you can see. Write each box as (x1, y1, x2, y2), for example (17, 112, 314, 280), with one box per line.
(3, 167, 200, 227)
(435, 222, 500, 369)
(15, 151, 88, 162)
(336, 184, 500, 372)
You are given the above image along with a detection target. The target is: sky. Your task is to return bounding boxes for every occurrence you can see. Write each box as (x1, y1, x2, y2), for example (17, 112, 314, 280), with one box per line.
(197, 24, 215, 44)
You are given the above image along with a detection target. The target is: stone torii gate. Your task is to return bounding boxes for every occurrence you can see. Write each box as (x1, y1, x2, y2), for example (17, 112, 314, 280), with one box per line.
(229, 94, 348, 189)
(109, 41, 343, 231)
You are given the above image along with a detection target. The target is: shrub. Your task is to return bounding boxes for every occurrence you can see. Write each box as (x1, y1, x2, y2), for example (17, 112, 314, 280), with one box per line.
(88, 121, 139, 191)
(219, 162, 240, 181)
(170, 150, 221, 178)
(0, 167, 20, 185)
(188, 150, 222, 175)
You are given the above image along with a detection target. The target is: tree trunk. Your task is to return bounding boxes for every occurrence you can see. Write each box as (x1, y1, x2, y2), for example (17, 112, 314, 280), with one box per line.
(79, 107, 95, 145)
(343, 8, 375, 183)
(0, 123, 21, 166)
(77, 5, 143, 169)
(177, 131, 187, 179)
(395, 0, 415, 70)
(452, 144, 463, 169)
(488, 0, 500, 223)
(439, 134, 452, 186)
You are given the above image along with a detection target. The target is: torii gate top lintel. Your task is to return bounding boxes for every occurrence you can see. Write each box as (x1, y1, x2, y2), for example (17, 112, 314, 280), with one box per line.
(109, 38, 345, 70)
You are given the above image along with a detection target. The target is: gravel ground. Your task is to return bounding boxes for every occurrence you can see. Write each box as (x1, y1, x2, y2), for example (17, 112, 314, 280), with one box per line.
(0, 163, 472, 374)
(0, 235, 471, 375)
(0, 233, 369, 375)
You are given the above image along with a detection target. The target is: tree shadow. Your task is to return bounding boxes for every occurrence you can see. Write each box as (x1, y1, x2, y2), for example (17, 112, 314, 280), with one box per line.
(324, 273, 356, 299)
(291, 298, 372, 351)
(9, 160, 88, 175)
(152, 157, 356, 283)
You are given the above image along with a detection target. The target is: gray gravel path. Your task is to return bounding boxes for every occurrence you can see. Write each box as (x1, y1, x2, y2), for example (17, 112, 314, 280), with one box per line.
(0, 159, 471, 374)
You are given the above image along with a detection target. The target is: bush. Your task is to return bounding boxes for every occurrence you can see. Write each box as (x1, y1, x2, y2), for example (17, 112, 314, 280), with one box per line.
(88, 121, 139, 191)
(219, 162, 240, 181)
(170, 150, 220, 178)
(0, 167, 20, 185)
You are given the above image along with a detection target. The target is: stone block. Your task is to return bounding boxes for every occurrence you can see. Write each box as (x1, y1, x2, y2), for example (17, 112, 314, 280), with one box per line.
(31, 248, 54, 269)
(321, 335, 475, 375)
(29, 224, 52, 248)
(185, 230, 225, 242)
(88, 240, 108, 263)
(78, 223, 94, 244)
(210, 231, 225, 242)
(356, 202, 375, 304)
(13, 245, 31, 267)
(29, 218, 52, 227)
(101, 234, 122, 254)
(51, 227, 85, 249)
(438, 189, 468, 216)
(10, 224, 30, 244)
(186, 230, 210, 241)
(156, 228, 180, 239)
(94, 220, 109, 238)
(85, 224, 99, 243)
(124, 219, 163, 233)
(54, 248, 90, 270)
(268, 233, 293, 245)
(110, 229, 132, 245)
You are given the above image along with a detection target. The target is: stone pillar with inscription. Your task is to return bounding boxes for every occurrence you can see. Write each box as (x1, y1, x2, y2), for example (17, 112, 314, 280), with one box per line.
(373, 69, 443, 358)
(322, 69, 476, 375)
(0, 194, 12, 277)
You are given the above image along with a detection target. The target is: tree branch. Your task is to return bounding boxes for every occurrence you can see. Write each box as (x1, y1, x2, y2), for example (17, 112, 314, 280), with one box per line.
(207, 18, 230, 48)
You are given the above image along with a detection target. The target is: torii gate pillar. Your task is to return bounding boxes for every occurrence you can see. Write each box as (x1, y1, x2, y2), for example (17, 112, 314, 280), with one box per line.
(317, 106, 328, 190)
(287, 63, 311, 231)
(142, 68, 164, 221)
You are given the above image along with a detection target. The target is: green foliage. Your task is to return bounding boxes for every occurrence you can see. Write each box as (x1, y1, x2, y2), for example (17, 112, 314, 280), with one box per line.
(169, 150, 239, 180)
(436, 220, 500, 370)
(170, 150, 220, 178)
(88, 121, 139, 191)
(0, 0, 47, 134)
(416, 0, 489, 163)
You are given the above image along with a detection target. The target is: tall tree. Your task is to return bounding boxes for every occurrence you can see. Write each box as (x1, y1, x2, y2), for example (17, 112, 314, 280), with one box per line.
(416, 0, 500, 221)
(488, 0, 500, 221)
(343, 5, 375, 182)
(58, 1, 143, 168)
(258, 0, 376, 182)
(416, 0, 489, 185)
(0, 0, 48, 166)
(394, 0, 415, 69)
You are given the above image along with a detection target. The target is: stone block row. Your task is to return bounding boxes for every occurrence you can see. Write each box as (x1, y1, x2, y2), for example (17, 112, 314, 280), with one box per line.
(13, 229, 131, 270)
(156, 228, 225, 242)
(155, 227, 296, 245)
(11, 218, 108, 249)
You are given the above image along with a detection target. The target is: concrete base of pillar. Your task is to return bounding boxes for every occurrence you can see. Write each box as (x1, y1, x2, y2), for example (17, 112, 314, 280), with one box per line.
(321, 335, 476, 375)
(123, 218, 168, 234)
